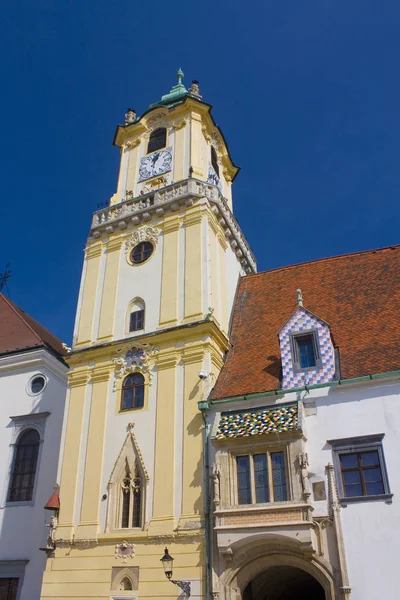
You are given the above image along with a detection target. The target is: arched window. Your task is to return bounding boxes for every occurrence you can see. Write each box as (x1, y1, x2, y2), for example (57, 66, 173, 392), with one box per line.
(121, 373, 145, 410)
(211, 145, 219, 177)
(147, 127, 166, 154)
(119, 576, 133, 590)
(120, 462, 142, 528)
(129, 299, 145, 332)
(8, 429, 40, 502)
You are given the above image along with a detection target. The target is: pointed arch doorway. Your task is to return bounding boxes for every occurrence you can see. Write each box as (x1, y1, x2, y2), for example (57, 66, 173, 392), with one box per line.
(243, 566, 325, 600)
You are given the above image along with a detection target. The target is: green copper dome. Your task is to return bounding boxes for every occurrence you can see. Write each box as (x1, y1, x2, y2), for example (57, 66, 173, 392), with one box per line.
(149, 68, 189, 109)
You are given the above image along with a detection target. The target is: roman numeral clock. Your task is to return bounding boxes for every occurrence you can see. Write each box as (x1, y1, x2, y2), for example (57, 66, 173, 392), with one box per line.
(138, 146, 173, 182)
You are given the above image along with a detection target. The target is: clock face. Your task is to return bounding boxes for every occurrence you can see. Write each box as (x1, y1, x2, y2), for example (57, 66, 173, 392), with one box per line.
(207, 165, 222, 191)
(138, 147, 172, 182)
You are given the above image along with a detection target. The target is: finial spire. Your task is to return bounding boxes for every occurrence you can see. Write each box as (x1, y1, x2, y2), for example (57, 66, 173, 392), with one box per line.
(296, 289, 303, 307)
(176, 67, 184, 85)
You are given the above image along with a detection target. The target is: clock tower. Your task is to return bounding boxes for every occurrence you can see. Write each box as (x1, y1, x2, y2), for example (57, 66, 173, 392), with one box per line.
(40, 70, 256, 600)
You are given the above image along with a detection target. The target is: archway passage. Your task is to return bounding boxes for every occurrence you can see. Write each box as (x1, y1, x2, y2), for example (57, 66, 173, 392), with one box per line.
(243, 565, 325, 600)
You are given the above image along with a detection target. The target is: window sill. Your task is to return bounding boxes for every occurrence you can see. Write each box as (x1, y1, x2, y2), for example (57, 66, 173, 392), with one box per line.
(98, 529, 148, 542)
(340, 493, 393, 506)
(3, 500, 35, 508)
(214, 501, 309, 515)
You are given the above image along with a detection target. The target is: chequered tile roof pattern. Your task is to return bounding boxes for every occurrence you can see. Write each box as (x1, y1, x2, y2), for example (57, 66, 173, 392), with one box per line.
(279, 308, 335, 389)
(212, 245, 400, 399)
(215, 404, 298, 439)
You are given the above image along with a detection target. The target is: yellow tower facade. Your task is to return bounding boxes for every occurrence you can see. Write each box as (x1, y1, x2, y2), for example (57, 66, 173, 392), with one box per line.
(40, 71, 256, 600)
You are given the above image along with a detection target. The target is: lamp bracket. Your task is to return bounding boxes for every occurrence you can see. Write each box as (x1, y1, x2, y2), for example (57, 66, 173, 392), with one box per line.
(171, 579, 191, 597)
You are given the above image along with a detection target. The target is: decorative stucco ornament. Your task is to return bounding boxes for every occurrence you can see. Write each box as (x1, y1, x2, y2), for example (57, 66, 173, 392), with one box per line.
(188, 79, 202, 99)
(146, 111, 168, 131)
(115, 541, 135, 563)
(125, 108, 136, 124)
(124, 226, 160, 257)
(113, 343, 158, 386)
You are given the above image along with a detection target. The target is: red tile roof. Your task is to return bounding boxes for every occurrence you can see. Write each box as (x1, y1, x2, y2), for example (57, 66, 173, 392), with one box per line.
(213, 245, 400, 400)
(0, 294, 67, 358)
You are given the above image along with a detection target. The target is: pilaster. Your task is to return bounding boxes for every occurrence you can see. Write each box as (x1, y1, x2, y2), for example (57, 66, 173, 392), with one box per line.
(148, 350, 178, 535)
(57, 368, 90, 540)
(97, 237, 124, 342)
(178, 344, 205, 529)
(75, 365, 112, 540)
(190, 111, 204, 178)
(75, 243, 102, 346)
(183, 208, 204, 323)
(159, 217, 180, 328)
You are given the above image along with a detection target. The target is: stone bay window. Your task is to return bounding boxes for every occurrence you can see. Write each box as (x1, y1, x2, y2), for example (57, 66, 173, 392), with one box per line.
(210, 402, 327, 555)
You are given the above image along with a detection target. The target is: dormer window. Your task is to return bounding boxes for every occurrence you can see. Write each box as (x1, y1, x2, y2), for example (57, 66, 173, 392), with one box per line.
(290, 330, 321, 372)
(147, 128, 166, 154)
(211, 146, 219, 177)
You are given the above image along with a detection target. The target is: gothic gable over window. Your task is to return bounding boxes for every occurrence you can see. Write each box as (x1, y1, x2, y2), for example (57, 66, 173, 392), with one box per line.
(279, 307, 336, 389)
(107, 424, 149, 531)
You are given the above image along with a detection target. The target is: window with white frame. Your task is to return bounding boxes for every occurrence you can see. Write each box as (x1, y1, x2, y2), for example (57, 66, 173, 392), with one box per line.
(290, 330, 322, 372)
(235, 450, 289, 505)
(4, 412, 49, 507)
(329, 434, 392, 501)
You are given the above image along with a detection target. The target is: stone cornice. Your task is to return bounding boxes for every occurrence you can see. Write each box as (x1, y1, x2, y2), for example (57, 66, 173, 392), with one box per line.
(68, 319, 230, 363)
(0, 347, 68, 380)
(90, 178, 256, 274)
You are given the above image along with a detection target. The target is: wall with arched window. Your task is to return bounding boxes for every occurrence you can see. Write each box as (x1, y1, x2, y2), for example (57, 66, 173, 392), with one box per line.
(127, 298, 145, 334)
(147, 127, 167, 154)
(7, 429, 40, 503)
(121, 373, 145, 411)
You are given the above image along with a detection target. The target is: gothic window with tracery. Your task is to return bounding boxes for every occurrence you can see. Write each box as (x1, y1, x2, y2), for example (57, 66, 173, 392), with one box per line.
(147, 127, 166, 153)
(120, 462, 142, 528)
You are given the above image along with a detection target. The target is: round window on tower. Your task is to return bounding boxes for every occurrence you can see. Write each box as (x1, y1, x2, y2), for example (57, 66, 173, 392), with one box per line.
(130, 241, 154, 265)
(28, 375, 47, 395)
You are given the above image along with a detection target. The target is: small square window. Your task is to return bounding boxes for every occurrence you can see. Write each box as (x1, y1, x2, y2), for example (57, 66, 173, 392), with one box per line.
(129, 310, 144, 332)
(290, 330, 321, 372)
(329, 434, 392, 503)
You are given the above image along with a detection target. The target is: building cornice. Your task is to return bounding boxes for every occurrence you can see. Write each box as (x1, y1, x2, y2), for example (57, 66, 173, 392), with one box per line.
(89, 178, 256, 274)
(0, 347, 68, 380)
(67, 319, 230, 364)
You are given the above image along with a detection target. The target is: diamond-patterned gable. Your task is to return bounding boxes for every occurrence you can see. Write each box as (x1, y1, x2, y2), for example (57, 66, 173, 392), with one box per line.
(215, 403, 298, 440)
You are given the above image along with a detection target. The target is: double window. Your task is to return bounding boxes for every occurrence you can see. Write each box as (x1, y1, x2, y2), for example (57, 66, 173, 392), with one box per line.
(330, 434, 391, 501)
(8, 429, 40, 503)
(290, 330, 321, 372)
(120, 463, 142, 528)
(236, 450, 288, 505)
(121, 374, 145, 411)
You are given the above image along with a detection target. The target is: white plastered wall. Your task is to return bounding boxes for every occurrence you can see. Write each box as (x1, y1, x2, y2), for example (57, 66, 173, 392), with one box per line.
(0, 349, 68, 600)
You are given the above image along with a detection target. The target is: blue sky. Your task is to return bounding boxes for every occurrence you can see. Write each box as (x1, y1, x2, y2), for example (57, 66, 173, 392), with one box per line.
(1, 1, 399, 343)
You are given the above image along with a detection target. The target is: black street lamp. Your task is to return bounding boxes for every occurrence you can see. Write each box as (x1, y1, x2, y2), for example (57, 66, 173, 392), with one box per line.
(161, 547, 191, 597)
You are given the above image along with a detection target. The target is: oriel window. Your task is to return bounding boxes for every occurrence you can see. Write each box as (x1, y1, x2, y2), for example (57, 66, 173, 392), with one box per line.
(121, 373, 145, 410)
(8, 429, 40, 502)
(147, 127, 166, 154)
(236, 450, 288, 505)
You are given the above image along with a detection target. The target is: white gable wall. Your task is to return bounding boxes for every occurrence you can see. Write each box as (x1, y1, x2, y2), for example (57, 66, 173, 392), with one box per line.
(0, 348, 68, 600)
